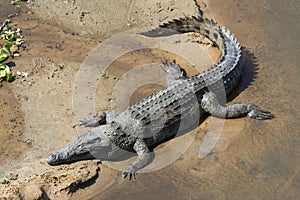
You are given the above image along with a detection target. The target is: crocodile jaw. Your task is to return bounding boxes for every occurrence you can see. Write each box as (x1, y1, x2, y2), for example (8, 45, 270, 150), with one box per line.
(45, 150, 95, 165)
(46, 126, 112, 165)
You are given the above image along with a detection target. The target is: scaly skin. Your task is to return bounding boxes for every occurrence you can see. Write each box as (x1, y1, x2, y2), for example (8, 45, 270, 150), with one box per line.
(45, 16, 274, 180)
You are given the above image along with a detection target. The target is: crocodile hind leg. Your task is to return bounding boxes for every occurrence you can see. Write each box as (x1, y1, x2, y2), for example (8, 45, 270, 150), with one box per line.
(80, 110, 118, 127)
(201, 92, 274, 120)
(162, 60, 187, 86)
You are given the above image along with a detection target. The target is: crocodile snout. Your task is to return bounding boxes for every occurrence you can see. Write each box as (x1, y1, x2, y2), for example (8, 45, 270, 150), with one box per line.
(45, 153, 59, 165)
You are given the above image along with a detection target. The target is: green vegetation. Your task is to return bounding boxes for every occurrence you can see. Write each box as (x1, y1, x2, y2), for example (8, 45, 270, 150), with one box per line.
(0, 176, 9, 184)
(10, 0, 20, 4)
(11, 0, 28, 9)
(10, 0, 21, 8)
(0, 19, 24, 86)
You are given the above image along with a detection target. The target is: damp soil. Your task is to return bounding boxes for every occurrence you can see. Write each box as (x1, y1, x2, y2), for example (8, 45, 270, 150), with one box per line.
(0, 87, 28, 166)
(0, 0, 299, 199)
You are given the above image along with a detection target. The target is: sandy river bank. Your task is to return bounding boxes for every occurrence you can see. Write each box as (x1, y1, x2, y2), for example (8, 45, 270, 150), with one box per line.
(0, 0, 299, 199)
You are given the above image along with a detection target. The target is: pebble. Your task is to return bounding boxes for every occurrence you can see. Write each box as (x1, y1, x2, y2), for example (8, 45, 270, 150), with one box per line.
(16, 71, 29, 78)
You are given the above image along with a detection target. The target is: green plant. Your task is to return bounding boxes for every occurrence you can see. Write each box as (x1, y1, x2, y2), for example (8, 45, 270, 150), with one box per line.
(10, 0, 20, 5)
(0, 20, 24, 86)
(0, 176, 9, 184)
(0, 64, 13, 84)
(11, 0, 27, 8)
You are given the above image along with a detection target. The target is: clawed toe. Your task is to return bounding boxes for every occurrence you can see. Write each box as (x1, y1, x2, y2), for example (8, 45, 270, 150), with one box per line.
(79, 119, 97, 127)
(122, 171, 136, 180)
(79, 117, 104, 127)
(248, 108, 274, 120)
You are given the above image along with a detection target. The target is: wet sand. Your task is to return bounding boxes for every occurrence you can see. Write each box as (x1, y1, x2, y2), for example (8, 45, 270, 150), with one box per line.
(0, 0, 299, 199)
(78, 0, 300, 199)
(0, 87, 29, 166)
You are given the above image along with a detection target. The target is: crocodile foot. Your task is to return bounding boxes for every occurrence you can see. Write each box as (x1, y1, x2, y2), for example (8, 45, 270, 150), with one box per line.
(122, 170, 136, 180)
(79, 112, 106, 127)
(247, 104, 274, 120)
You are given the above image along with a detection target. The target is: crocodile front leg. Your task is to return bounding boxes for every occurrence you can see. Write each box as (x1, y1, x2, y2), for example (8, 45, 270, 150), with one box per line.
(162, 60, 187, 86)
(201, 92, 274, 120)
(80, 110, 118, 127)
(123, 139, 151, 180)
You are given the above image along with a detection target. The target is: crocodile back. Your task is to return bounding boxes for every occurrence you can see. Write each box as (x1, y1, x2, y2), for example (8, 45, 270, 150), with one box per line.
(111, 16, 242, 148)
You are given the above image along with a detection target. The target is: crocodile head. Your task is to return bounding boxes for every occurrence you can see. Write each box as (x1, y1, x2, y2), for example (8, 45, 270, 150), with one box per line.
(45, 125, 114, 165)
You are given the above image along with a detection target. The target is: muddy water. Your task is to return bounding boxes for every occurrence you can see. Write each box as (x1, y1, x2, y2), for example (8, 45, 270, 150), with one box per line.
(75, 0, 300, 200)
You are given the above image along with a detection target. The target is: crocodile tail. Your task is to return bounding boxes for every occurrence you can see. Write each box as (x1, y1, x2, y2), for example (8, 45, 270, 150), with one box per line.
(159, 16, 220, 32)
(140, 15, 241, 64)
(193, 0, 203, 17)
(140, 16, 223, 48)
(141, 16, 242, 93)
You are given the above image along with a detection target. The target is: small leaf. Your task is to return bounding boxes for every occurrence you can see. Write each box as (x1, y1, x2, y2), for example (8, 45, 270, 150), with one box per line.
(10, 0, 19, 5)
(0, 53, 8, 62)
(6, 72, 13, 82)
(4, 65, 10, 73)
(3, 43, 12, 55)
(0, 64, 6, 70)
(2, 26, 8, 31)
(15, 38, 24, 45)
(0, 69, 6, 78)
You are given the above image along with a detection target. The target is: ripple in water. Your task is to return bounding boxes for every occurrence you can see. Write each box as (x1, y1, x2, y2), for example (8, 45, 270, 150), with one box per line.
(264, 0, 300, 22)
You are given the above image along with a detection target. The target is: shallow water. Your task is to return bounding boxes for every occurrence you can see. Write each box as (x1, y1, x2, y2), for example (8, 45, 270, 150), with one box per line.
(75, 0, 300, 199)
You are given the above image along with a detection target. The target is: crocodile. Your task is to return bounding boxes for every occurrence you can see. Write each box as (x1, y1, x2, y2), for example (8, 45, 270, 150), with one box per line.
(45, 15, 274, 180)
